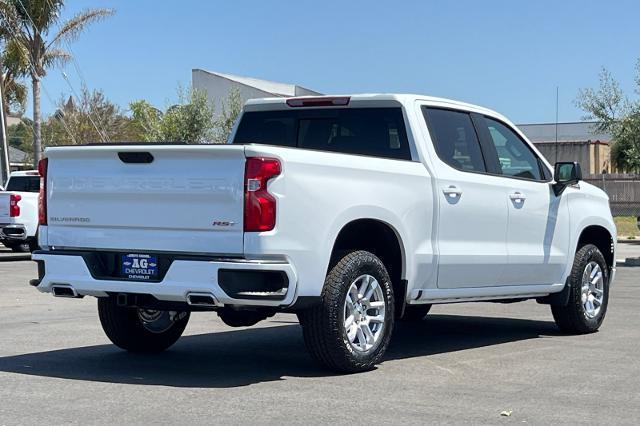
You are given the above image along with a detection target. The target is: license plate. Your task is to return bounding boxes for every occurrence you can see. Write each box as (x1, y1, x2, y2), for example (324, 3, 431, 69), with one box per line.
(121, 254, 158, 281)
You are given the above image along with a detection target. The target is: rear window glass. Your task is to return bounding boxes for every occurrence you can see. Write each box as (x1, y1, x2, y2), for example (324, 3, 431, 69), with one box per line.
(6, 176, 40, 192)
(422, 107, 486, 172)
(233, 108, 412, 160)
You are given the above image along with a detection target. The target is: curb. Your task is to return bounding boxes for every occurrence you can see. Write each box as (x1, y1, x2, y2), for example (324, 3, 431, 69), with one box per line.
(0, 254, 31, 262)
(622, 257, 640, 267)
(616, 258, 640, 267)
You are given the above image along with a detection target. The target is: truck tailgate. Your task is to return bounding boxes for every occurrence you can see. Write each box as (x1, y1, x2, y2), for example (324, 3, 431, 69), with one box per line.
(0, 193, 10, 220)
(45, 145, 246, 255)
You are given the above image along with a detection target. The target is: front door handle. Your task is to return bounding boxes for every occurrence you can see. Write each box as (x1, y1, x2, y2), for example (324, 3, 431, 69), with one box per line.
(442, 185, 463, 198)
(509, 191, 526, 203)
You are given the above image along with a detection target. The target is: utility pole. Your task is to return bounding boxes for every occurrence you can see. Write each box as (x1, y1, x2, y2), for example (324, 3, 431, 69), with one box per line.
(554, 86, 559, 164)
(0, 81, 10, 187)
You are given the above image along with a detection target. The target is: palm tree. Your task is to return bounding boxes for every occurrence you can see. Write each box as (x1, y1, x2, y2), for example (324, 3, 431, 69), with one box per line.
(0, 37, 28, 183)
(0, 38, 29, 123)
(0, 0, 113, 166)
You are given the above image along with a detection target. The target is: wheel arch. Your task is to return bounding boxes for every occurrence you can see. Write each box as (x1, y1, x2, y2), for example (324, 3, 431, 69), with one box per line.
(576, 225, 614, 270)
(546, 222, 615, 307)
(328, 218, 407, 314)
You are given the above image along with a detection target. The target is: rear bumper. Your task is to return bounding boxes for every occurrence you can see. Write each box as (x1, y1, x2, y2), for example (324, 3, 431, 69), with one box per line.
(0, 223, 28, 241)
(32, 250, 298, 308)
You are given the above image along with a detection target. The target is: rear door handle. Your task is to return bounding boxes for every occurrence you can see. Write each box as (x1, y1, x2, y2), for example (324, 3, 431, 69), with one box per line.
(509, 192, 526, 203)
(442, 185, 463, 198)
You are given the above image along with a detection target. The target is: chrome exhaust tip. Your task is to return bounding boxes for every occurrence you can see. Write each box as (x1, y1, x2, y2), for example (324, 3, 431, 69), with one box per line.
(186, 292, 219, 307)
(51, 285, 82, 298)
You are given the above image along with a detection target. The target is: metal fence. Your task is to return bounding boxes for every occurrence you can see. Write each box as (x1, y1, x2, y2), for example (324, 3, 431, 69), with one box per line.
(584, 174, 640, 217)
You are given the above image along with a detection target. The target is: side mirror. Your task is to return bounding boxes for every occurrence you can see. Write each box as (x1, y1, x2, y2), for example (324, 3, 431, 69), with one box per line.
(553, 161, 582, 196)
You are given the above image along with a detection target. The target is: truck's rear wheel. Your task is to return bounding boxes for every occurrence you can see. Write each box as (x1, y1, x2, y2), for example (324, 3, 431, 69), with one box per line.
(98, 297, 190, 352)
(6, 238, 38, 253)
(551, 244, 609, 334)
(28, 237, 39, 252)
(298, 250, 394, 373)
(8, 242, 30, 252)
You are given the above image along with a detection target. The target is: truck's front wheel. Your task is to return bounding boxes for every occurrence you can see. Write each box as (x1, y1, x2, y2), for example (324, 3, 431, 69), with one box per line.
(298, 250, 394, 373)
(98, 298, 190, 352)
(551, 244, 609, 334)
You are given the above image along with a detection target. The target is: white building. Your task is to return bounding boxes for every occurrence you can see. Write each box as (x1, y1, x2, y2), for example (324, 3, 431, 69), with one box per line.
(192, 68, 322, 115)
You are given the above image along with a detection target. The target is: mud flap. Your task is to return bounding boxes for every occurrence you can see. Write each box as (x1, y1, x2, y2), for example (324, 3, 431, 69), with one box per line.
(536, 277, 571, 306)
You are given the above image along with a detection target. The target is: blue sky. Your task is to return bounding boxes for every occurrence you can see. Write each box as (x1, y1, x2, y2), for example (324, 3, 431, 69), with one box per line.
(31, 0, 640, 124)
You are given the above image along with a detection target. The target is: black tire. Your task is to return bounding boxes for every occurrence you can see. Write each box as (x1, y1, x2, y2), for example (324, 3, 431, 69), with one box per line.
(551, 244, 609, 334)
(28, 237, 39, 252)
(297, 250, 394, 373)
(98, 297, 190, 352)
(10, 242, 31, 253)
(401, 304, 432, 321)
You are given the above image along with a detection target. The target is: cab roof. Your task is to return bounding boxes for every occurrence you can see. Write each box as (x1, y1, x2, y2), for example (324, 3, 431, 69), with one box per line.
(244, 93, 505, 120)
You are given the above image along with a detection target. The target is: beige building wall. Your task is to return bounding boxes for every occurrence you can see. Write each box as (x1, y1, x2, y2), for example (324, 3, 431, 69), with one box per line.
(590, 143, 610, 175)
(533, 141, 611, 176)
(518, 122, 613, 176)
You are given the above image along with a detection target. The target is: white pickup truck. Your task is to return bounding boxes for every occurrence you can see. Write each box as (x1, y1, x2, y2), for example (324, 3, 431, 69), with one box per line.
(0, 170, 40, 252)
(31, 94, 616, 373)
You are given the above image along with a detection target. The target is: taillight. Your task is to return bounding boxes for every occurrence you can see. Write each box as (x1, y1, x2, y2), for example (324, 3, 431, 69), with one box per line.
(9, 194, 21, 217)
(38, 158, 48, 225)
(244, 157, 281, 232)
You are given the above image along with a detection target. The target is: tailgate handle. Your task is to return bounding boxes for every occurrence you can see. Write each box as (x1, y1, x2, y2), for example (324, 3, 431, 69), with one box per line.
(118, 152, 154, 164)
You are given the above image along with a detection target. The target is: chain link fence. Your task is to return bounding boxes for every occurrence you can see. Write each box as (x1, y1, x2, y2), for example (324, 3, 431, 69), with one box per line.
(584, 174, 640, 217)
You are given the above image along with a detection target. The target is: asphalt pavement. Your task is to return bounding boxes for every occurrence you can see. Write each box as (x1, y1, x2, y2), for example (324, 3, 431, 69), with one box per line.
(0, 259, 639, 424)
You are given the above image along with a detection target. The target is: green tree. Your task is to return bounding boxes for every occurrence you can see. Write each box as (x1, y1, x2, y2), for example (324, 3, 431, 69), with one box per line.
(608, 112, 640, 173)
(0, 31, 28, 178)
(42, 86, 138, 146)
(128, 99, 161, 142)
(213, 87, 242, 144)
(6, 119, 32, 165)
(7, 119, 30, 148)
(0, 38, 28, 118)
(0, 0, 114, 166)
(130, 85, 217, 144)
(576, 60, 640, 173)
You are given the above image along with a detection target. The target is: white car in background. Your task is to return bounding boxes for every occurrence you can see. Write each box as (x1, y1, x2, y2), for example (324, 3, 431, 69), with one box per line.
(0, 170, 40, 252)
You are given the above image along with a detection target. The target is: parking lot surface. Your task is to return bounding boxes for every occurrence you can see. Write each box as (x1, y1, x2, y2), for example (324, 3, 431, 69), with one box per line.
(616, 240, 640, 262)
(1, 260, 639, 424)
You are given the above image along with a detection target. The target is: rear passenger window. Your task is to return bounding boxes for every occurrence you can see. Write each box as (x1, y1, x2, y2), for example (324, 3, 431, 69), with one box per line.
(422, 108, 486, 172)
(233, 108, 412, 160)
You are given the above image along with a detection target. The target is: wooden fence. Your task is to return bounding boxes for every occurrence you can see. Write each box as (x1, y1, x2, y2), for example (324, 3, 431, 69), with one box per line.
(584, 174, 640, 216)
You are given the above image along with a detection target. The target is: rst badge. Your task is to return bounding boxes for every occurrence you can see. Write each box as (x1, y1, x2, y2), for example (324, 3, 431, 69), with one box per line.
(212, 220, 235, 227)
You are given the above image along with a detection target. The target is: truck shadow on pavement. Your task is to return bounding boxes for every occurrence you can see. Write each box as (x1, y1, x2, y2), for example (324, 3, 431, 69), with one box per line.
(0, 314, 560, 388)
